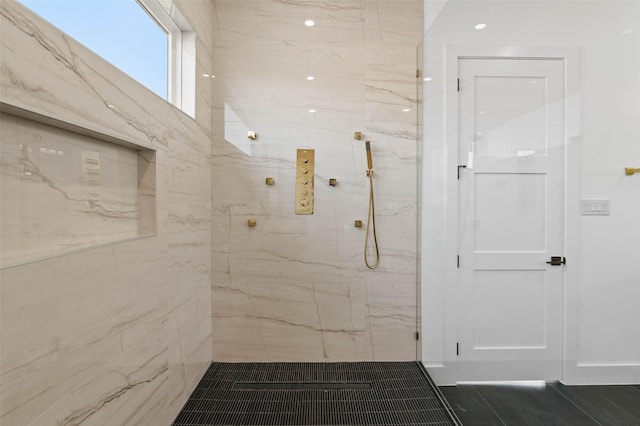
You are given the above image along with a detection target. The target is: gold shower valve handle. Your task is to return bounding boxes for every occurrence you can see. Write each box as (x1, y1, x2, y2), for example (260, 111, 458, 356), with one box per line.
(625, 167, 640, 175)
(295, 149, 314, 215)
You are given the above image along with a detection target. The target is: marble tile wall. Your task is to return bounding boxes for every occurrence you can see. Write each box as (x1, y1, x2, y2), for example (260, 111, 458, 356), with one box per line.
(210, 0, 423, 362)
(0, 111, 153, 267)
(0, 0, 213, 424)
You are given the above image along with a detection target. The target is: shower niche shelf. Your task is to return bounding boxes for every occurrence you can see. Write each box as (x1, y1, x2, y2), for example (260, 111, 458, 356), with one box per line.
(0, 105, 157, 268)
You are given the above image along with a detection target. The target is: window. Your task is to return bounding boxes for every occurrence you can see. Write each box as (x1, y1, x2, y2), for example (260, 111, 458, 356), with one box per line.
(139, 0, 196, 117)
(18, 0, 195, 117)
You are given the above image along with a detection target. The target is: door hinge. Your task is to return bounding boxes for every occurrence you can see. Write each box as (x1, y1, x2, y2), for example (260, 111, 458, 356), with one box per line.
(456, 342, 459, 356)
(415, 331, 420, 341)
(416, 68, 421, 78)
(457, 78, 460, 91)
(457, 164, 467, 179)
(457, 255, 460, 268)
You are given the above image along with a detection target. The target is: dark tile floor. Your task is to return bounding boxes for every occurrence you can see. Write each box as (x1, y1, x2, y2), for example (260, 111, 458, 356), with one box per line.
(440, 382, 640, 425)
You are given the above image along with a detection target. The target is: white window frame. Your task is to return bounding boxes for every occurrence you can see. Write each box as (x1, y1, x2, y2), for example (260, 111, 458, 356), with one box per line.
(138, 0, 196, 118)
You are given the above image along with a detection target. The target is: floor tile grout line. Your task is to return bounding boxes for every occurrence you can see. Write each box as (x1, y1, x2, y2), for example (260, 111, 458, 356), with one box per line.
(549, 384, 602, 426)
(471, 385, 509, 426)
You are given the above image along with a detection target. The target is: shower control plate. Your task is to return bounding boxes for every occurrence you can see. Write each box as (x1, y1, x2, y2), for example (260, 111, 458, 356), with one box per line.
(295, 149, 314, 215)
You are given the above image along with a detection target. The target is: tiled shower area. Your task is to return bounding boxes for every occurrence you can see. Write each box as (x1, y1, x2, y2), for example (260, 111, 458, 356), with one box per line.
(1, 0, 423, 424)
(208, 0, 422, 363)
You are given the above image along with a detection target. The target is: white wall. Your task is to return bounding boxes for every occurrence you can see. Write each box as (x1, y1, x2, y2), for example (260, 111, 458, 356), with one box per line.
(421, 0, 640, 385)
(0, 0, 214, 424)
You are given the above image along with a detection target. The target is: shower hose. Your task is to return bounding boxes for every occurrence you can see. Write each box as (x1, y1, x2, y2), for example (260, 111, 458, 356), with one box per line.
(364, 169, 380, 269)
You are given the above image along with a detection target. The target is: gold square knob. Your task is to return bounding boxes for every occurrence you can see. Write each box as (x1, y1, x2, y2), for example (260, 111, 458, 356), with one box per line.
(265, 177, 275, 185)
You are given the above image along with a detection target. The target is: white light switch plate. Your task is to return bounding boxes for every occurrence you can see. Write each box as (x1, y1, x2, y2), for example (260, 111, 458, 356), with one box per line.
(581, 199, 610, 216)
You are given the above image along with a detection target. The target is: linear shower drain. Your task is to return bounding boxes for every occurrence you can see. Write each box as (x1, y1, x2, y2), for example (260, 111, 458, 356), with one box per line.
(233, 381, 372, 390)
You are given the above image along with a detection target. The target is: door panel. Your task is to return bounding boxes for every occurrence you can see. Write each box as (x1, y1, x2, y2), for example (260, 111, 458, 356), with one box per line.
(474, 173, 547, 252)
(473, 270, 547, 349)
(475, 75, 549, 157)
(458, 58, 564, 381)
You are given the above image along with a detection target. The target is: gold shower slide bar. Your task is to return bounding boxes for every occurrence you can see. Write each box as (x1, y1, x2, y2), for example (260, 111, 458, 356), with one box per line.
(625, 167, 640, 176)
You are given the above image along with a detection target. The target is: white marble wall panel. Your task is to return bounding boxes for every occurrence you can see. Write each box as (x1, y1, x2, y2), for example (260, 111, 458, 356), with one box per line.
(211, 0, 422, 362)
(212, 0, 364, 44)
(1, 0, 213, 425)
(0, 112, 147, 267)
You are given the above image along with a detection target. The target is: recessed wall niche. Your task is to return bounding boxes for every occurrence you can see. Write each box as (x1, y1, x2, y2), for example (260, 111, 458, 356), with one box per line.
(0, 107, 156, 268)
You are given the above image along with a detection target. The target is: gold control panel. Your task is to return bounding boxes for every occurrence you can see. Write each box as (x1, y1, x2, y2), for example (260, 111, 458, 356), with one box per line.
(295, 149, 314, 215)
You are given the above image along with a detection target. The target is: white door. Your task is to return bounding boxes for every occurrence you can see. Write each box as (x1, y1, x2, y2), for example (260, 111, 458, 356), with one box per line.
(457, 58, 565, 381)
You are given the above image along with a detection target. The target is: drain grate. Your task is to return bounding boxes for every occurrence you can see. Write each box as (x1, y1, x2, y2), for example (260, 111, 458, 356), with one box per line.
(172, 362, 461, 425)
(233, 382, 372, 390)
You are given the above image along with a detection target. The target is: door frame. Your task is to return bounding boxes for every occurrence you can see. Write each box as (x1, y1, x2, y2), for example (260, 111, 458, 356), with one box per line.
(426, 45, 580, 385)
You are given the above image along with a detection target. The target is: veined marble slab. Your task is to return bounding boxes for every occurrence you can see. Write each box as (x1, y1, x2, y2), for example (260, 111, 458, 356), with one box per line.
(211, 0, 422, 362)
(1, 0, 213, 425)
(0, 111, 154, 267)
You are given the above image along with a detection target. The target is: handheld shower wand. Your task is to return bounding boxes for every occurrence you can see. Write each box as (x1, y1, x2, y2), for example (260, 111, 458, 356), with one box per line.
(364, 141, 379, 269)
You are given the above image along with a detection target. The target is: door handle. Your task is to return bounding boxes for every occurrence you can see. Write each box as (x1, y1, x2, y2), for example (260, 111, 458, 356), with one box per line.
(546, 256, 566, 266)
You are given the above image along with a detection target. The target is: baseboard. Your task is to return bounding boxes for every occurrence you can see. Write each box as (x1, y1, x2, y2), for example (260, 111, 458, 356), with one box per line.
(562, 362, 640, 385)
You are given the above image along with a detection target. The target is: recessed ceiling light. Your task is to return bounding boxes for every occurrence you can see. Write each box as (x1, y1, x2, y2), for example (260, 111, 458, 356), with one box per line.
(305, 20, 315, 27)
(402, 108, 411, 112)
(306, 75, 315, 81)
(474, 23, 487, 30)
(423, 77, 432, 82)
(308, 109, 317, 113)
(202, 73, 210, 77)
